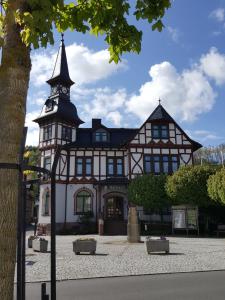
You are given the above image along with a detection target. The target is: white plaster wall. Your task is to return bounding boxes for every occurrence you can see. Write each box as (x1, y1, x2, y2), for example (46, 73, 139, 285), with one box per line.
(58, 124, 62, 139)
(144, 148, 151, 154)
(52, 125, 55, 138)
(94, 156, 99, 177)
(101, 156, 106, 177)
(176, 135, 182, 144)
(66, 184, 97, 223)
(124, 155, 128, 176)
(56, 184, 66, 223)
(38, 184, 51, 224)
(70, 156, 75, 177)
(72, 128, 76, 142)
(40, 128, 43, 142)
(140, 134, 145, 144)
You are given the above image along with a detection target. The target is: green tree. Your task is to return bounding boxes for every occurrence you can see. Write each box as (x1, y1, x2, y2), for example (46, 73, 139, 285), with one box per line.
(166, 165, 218, 207)
(0, 1, 171, 298)
(128, 174, 169, 210)
(208, 168, 225, 205)
(24, 146, 40, 177)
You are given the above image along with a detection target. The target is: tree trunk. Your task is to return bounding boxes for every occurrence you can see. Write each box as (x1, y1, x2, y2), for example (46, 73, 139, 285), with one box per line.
(0, 1, 31, 299)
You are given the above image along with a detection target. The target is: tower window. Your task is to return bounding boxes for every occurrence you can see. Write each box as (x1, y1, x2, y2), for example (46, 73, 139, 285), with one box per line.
(44, 157, 51, 171)
(62, 126, 72, 140)
(43, 125, 52, 141)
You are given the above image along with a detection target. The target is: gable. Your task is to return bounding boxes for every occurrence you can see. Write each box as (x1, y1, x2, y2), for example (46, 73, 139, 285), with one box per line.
(129, 120, 200, 148)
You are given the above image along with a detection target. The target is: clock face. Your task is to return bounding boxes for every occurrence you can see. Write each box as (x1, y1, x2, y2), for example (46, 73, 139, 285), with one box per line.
(61, 86, 69, 95)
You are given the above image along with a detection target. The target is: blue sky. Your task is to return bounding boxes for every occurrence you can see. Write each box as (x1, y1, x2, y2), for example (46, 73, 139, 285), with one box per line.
(26, 0, 225, 146)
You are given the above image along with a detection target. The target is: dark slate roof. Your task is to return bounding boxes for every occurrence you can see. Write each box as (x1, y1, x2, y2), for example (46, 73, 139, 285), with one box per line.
(147, 104, 174, 122)
(46, 37, 74, 87)
(69, 127, 138, 148)
(33, 97, 84, 125)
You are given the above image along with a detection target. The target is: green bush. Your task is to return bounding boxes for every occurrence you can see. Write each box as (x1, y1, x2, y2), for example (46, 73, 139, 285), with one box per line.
(166, 165, 218, 207)
(128, 174, 169, 210)
(208, 168, 225, 205)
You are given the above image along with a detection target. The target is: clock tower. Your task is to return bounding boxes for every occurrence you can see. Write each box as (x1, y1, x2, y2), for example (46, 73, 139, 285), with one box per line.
(34, 34, 83, 152)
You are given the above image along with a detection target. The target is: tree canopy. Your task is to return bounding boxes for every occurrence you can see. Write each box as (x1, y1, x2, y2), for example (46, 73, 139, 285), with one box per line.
(0, 1, 172, 299)
(128, 174, 169, 210)
(207, 168, 225, 205)
(0, 0, 172, 63)
(166, 165, 219, 207)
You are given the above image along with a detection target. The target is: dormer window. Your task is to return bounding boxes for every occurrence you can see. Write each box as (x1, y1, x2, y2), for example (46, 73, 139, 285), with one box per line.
(95, 130, 108, 142)
(62, 126, 72, 141)
(152, 124, 169, 139)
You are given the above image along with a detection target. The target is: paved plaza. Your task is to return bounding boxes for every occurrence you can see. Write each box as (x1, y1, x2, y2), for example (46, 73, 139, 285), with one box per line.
(24, 234, 225, 282)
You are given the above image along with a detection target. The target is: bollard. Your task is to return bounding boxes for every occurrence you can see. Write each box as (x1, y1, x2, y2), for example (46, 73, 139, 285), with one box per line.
(41, 283, 49, 300)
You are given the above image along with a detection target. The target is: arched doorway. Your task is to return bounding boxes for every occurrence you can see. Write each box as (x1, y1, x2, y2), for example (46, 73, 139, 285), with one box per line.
(105, 196, 124, 220)
(104, 194, 127, 235)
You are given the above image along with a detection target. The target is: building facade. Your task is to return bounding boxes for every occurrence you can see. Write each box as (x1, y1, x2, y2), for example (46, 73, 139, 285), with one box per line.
(34, 38, 201, 235)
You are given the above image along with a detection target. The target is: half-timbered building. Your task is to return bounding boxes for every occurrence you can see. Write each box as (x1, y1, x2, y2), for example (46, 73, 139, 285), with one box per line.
(34, 38, 202, 235)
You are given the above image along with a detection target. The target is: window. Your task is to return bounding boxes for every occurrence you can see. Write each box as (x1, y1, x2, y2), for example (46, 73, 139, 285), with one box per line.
(44, 157, 51, 171)
(144, 155, 179, 174)
(107, 157, 124, 176)
(75, 191, 92, 215)
(95, 130, 108, 142)
(172, 156, 179, 172)
(76, 157, 92, 176)
(152, 124, 169, 139)
(62, 126, 72, 141)
(43, 125, 52, 141)
(42, 188, 50, 216)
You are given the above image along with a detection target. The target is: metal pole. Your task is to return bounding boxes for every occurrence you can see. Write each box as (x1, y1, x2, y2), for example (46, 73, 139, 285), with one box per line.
(22, 175, 27, 300)
(50, 146, 61, 300)
(17, 127, 27, 300)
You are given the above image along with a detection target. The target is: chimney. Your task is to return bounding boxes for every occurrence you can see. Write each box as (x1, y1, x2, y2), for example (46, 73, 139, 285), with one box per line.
(92, 119, 102, 129)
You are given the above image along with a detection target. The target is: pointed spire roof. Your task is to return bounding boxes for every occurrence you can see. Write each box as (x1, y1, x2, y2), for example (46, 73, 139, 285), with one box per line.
(147, 103, 174, 122)
(46, 34, 74, 86)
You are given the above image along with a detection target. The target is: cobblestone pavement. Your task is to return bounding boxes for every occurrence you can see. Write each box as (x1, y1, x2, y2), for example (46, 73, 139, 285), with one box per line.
(23, 234, 225, 282)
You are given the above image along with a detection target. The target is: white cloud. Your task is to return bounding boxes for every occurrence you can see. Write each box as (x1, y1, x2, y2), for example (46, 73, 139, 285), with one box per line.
(200, 47, 225, 85)
(186, 129, 224, 143)
(126, 60, 216, 122)
(106, 111, 122, 126)
(167, 26, 181, 43)
(81, 87, 127, 120)
(31, 43, 127, 87)
(25, 111, 40, 145)
(209, 8, 225, 22)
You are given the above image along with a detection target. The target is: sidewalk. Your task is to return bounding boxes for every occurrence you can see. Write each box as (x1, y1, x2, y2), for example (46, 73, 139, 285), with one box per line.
(22, 234, 225, 282)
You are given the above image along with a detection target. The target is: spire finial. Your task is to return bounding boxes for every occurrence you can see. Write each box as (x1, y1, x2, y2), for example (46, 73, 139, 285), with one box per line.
(61, 33, 64, 43)
(158, 98, 161, 105)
